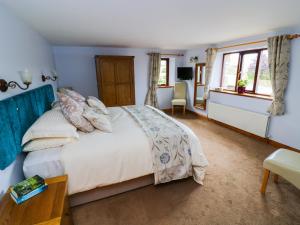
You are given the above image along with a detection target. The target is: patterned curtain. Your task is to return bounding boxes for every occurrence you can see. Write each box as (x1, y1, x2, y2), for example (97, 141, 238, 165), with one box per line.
(267, 35, 291, 115)
(145, 53, 161, 107)
(204, 48, 217, 99)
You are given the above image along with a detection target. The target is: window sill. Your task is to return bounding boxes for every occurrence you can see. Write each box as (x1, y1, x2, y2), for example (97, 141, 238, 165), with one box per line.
(210, 90, 273, 101)
(158, 85, 174, 89)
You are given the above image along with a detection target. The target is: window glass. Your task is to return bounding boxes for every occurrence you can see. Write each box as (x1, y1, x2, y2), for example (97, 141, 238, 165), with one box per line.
(222, 53, 239, 90)
(240, 53, 258, 91)
(256, 50, 272, 95)
(158, 59, 168, 86)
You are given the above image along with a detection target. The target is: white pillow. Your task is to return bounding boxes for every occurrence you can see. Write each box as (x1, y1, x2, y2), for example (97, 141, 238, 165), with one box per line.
(22, 108, 79, 145)
(83, 107, 112, 133)
(23, 137, 76, 152)
(87, 96, 109, 115)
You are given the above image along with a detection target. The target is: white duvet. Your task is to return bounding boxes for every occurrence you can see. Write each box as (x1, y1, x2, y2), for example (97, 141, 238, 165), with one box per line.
(61, 106, 208, 195)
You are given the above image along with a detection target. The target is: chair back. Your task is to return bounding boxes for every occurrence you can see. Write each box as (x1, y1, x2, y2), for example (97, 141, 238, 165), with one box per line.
(174, 82, 186, 99)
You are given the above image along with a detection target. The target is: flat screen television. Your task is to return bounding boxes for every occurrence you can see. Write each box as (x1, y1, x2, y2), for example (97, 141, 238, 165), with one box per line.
(177, 67, 193, 80)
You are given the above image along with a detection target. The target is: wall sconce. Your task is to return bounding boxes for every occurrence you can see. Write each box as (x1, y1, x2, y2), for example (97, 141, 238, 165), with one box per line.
(0, 69, 32, 92)
(41, 70, 58, 82)
(189, 56, 199, 63)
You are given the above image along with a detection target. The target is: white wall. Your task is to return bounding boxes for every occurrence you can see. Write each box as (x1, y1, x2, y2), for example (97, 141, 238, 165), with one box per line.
(53, 46, 184, 109)
(184, 29, 300, 150)
(0, 4, 56, 198)
(269, 33, 300, 149)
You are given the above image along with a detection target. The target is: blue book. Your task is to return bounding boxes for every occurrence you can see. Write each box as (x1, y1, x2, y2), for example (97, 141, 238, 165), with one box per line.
(10, 184, 48, 204)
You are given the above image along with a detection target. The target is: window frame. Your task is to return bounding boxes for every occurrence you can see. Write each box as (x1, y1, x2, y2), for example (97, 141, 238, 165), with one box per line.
(220, 48, 270, 96)
(158, 58, 170, 87)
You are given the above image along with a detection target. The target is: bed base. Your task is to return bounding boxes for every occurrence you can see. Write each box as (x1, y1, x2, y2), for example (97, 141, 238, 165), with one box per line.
(69, 174, 154, 207)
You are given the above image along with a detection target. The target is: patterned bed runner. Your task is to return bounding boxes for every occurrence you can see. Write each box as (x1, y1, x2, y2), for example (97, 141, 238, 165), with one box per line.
(123, 105, 192, 184)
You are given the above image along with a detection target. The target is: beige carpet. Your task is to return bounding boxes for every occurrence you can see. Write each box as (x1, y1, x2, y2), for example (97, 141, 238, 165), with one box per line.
(72, 112, 300, 225)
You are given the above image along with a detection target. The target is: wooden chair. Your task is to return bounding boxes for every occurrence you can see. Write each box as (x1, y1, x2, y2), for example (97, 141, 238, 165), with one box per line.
(260, 148, 300, 194)
(171, 82, 187, 115)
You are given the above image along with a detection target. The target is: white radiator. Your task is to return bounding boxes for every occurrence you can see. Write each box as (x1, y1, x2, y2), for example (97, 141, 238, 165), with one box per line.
(208, 102, 270, 137)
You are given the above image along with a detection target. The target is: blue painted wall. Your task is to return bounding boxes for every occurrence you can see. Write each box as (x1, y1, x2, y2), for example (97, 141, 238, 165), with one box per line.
(184, 28, 300, 150)
(0, 4, 56, 198)
(52, 46, 184, 109)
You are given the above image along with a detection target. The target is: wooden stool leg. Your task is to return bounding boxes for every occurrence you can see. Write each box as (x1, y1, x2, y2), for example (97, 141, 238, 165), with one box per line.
(172, 105, 174, 115)
(260, 169, 270, 194)
(183, 105, 186, 115)
(274, 174, 279, 184)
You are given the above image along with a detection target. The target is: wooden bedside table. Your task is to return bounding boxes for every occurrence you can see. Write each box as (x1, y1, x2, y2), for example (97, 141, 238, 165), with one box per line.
(0, 175, 73, 225)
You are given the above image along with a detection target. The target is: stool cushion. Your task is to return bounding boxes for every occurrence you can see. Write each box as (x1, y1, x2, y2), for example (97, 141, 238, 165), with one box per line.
(172, 99, 186, 106)
(263, 148, 300, 189)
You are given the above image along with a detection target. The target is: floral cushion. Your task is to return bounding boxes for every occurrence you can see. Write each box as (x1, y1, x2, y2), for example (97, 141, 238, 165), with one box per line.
(87, 96, 109, 115)
(58, 93, 94, 133)
(83, 106, 112, 133)
(59, 88, 85, 102)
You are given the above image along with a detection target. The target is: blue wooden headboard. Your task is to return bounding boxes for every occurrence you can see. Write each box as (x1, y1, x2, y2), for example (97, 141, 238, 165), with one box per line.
(0, 85, 55, 170)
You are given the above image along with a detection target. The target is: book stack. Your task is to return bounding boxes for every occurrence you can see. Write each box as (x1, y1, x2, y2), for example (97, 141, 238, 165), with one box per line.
(10, 175, 48, 204)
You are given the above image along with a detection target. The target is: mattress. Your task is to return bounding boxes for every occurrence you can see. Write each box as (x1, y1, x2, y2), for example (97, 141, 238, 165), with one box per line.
(23, 147, 64, 179)
(23, 107, 124, 180)
(61, 107, 154, 194)
(23, 106, 208, 195)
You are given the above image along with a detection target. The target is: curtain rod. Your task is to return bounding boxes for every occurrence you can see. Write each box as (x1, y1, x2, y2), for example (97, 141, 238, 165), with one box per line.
(147, 53, 184, 57)
(216, 34, 300, 51)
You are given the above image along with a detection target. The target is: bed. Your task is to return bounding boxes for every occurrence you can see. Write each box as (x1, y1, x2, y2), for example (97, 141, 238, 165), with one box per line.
(1, 85, 208, 206)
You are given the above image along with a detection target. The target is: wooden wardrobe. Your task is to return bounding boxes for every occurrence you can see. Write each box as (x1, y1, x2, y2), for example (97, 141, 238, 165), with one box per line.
(95, 56, 135, 106)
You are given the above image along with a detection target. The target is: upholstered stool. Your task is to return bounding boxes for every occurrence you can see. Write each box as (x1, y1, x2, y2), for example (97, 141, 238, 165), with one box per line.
(260, 148, 300, 194)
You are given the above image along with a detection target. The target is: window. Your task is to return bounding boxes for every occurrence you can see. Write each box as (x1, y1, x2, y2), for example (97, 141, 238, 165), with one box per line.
(221, 49, 271, 95)
(158, 58, 169, 86)
(222, 53, 239, 91)
(256, 50, 272, 95)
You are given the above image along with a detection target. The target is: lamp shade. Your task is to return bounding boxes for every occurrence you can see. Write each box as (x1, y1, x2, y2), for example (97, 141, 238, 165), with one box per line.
(19, 69, 32, 84)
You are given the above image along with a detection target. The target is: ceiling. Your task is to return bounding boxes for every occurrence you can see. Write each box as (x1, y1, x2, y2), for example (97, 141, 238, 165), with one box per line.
(2, 0, 300, 49)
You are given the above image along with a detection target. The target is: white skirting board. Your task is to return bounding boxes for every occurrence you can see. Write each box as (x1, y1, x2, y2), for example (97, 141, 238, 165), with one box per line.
(208, 102, 270, 137)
